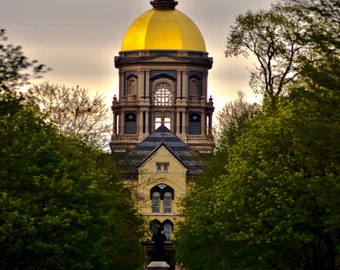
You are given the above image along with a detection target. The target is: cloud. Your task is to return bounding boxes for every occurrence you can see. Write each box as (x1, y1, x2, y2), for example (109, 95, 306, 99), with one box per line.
(0, 0, 273, 113)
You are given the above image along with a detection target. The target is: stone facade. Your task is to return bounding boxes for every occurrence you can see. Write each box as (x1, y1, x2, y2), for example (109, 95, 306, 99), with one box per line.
(111, 50, 214, 154)
(110, 1, 214, 268)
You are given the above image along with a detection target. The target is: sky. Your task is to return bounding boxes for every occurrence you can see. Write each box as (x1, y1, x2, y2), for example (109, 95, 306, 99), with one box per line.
(0, 0, 273, 114)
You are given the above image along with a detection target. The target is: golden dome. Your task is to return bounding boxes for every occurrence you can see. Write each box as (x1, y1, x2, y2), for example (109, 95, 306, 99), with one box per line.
(121, 7, 206, 52)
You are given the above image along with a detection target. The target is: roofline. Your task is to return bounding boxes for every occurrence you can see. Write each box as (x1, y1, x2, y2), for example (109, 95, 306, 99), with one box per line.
(138, 142, 187, 170)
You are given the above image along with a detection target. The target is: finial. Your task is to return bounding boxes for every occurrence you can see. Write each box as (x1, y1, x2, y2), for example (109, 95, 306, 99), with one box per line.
(150, 0, 178, 9)
(111, 95, 119, 110)
(112, 94, 117, 104)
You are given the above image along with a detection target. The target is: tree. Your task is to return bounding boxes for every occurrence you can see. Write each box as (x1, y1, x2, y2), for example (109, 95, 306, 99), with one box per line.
(27, 82, 112, 149)
(177, 1, 340, 269)
(290, 0, 340, 53)
(177, 92, 340, 269)
(0, 100, 146, 270)
(194, 92, 259, 189)
(225, 5, 310, 102)
(0, 29, 50, 93)
(214, 91, 260, 152)
(288, 0, 340, 98)
(0, 30, 146, 269)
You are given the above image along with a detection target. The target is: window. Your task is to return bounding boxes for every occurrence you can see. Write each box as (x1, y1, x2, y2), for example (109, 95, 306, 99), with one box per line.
(155, 114, 162, 129)
(164, 192, 172, 213)
(150, 220, 161, 235)
(190, 78, 199, 97)
(156, 163, 162, 172)
(150, 184, 174, 213)
(156, 162, 169, 173)
(188, 112, 201, 135)
(128, 78, 136, 96)
(164, 115, 171, 130)
(124, 112, 137, 134)
(163, 222, 172, 240)
(154, 112, 171, 130)
(149, 220, 173, 240)
(154, 83, 172, 106)
(152, 192, 160, 213)
(163, 163, 169, 173)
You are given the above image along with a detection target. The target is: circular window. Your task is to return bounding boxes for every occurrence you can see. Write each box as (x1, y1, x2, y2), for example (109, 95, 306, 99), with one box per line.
(154, 83, 172, 106)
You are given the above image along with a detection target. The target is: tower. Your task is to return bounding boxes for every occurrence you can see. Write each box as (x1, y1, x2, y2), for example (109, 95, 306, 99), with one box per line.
(110, 0, 214, 155)
(111, 1, 214, 267)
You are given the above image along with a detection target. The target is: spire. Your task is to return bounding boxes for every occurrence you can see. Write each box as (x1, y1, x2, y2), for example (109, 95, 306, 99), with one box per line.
(150, 0, 178, 9)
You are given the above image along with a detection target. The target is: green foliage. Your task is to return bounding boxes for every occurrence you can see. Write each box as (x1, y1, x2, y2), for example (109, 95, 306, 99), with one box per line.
(196, 92, 259, 189)
(177, 92, 340, 269)
(0, 98, 146, 270)
(178, 2, 340, 265)
(0, 26, 145, 270)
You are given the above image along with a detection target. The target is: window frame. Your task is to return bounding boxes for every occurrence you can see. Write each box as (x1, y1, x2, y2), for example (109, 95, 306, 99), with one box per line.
(156, 162, 169, 173)
(152, 192, 161, 213)
(150, 184, 174, 214)
(163, 192, 172, 213)
(163, 222, 172, 240)
(154, 82, 173, 106)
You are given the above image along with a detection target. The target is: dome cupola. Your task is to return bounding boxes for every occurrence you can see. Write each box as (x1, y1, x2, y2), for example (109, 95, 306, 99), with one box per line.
(150, 0, 178, 9)
(112, 0, 214, 155)
(121, 0, 206, 52)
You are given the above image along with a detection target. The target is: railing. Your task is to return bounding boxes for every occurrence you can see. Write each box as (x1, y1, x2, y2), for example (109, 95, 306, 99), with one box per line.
(187, 135, 211, 140)
(115, 134, 139, 141)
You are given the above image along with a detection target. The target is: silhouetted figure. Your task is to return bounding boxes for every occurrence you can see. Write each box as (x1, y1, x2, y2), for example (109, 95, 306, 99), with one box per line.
(152, 228, 167, 261)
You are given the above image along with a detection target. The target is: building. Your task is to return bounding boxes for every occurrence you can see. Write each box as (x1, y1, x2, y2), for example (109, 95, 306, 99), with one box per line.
(110, 0, 214, 266)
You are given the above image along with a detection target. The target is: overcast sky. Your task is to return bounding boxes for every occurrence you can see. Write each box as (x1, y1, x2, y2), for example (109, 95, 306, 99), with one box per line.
(0, 0, 273, 113)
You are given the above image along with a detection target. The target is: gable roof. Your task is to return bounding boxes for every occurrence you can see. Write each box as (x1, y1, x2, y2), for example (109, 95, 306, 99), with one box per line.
(114, 126, 207, 175)
(139, 142, 186, 169)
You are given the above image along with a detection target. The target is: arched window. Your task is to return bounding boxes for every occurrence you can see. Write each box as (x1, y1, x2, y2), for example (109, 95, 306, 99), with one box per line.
(154, 83, 172, 106)
(190, 78, 199, 98)
(164, 192, 172, 213)
(152, 192, 161, 213)
(128, 78, 136, 96)
(149, 220, 172, 240)
(150, 220, 161, 235)
(150, 184, 174, 213)
(163, 222, 172, 240)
